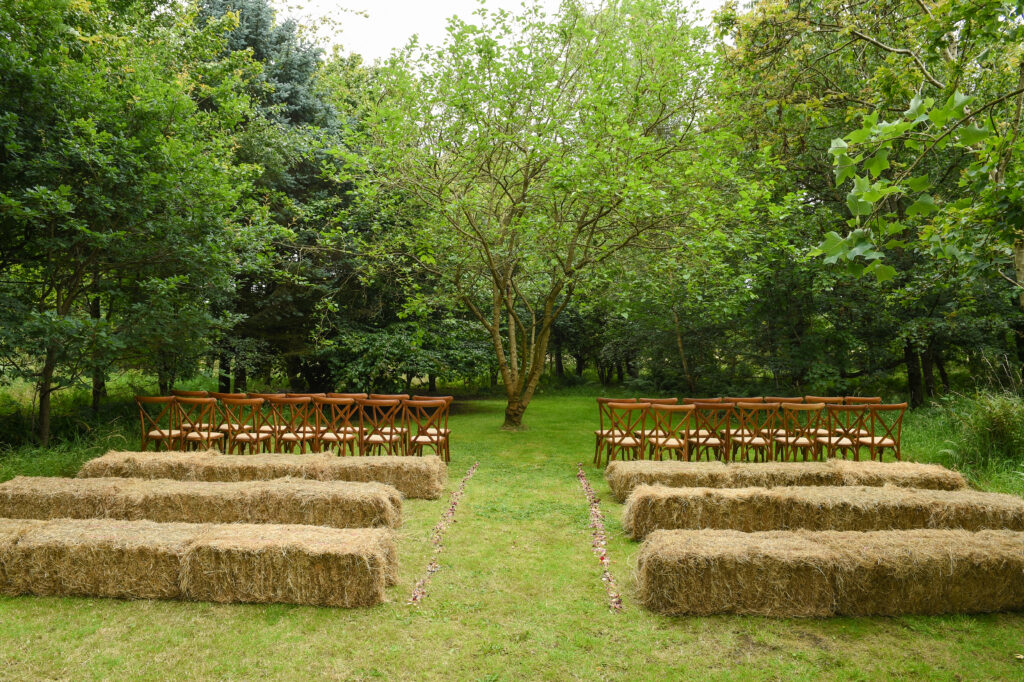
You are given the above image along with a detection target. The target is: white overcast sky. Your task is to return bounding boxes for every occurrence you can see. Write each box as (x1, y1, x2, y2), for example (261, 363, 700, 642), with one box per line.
(274, 0, 728, 63)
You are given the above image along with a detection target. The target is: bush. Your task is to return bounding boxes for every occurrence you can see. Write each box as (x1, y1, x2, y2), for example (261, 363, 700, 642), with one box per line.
(938, 392, 1024, 471)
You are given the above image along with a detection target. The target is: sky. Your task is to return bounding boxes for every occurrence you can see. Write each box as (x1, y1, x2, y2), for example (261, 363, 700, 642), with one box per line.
(275, 0, 728, 63)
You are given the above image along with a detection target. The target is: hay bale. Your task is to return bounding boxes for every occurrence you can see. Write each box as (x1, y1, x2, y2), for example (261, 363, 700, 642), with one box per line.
(623, 485, 1024, 539)
(181, 525, 396, 607)
(637, 528, 1024, 617)
(604, 459, 966, 502)
(0, 518, 47, 595)
(636, 529, 836, 617)
(833, 459, 967, 490)
(7, 518, 205, 600)
(80, 451, 447, 499)
(605, 460, 729, 503)
(0, 476, 401, 529)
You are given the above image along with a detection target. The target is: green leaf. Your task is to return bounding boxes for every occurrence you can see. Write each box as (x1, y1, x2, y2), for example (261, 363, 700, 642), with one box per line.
(906, 193, 938, 217)
(864, 149, 890, 178)
(907, 174, 931, 192)
(828, 137, 848, 156)
(958, 124, 990, 146)
(904, 95, 924, 118)
(847, 192, 873, 216)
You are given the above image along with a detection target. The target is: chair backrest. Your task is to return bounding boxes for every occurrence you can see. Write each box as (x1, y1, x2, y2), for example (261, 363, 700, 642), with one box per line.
(409, 395, 454, 404)
(682, 397, 724, 404)
(404, 399, 449, 437)
(369, 393, 410, 400)
(804, 395, 844, 404)
(248, 392, 285, 399)
(358, 398, 403, 432)
(605, 402, 649, 446)
(597, 397, 636, 432)
(170, 389, 208, 398)
(826, 404, 868, 436)
(287, 392, 326, 398)
(764, 396, 803, 404)
(845, 396, 882, 405)
(639, 397, 679, 405)
(723, 396, 763, 403)
(210, 392, 247, 400)
(136, 396, 177, 434)
(220, 398, 264, 436)
(266, 396, 313, 435)
(869, 403, 907, 444)
(690, 403, 733, 443)
(175, 397, 218, 431)
(313, 396, 358, 439)
(779, 402, 824, 440)
(648, 404, 694, 441)
(328, 392, 368, 399)
(734, 401, 779, 436)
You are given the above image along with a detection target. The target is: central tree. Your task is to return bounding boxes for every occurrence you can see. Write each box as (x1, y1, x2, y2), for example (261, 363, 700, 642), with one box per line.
(361, 0, 719, 428)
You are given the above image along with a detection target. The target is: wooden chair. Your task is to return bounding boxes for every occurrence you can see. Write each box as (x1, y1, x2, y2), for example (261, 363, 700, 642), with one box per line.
(646, 404, 694, 461)
(366, 395, 411, 450)
(601, 402, 649, 465)
(844, 396, 882, 405)
(357, 398, 405, 456)
(170, 389, 209, 398)
(312, 396, 359, 456)
(730, 402, 779, 462)
(369, 393, 410, 400)
(723, 396, 762, 403)
(248, 392, 285, 398)
(136, 396, 182, 451)
(266, 396, 316, 453)
(405, 399, 451, 461)
(681, 397, 724, 404)
(210, 392, 247, 400)
(286, 392, 326, 398)
(804, 395, 844, 404)
(774, 403, 824, 461)
(636, 398, 680, 445)
(816, 404, 868, 460)
(409, 396, 453, 441)
(175, 397, 225, 452)
(686, 403, 732, 461)
(328, 392, 368, 399)
(764, 396, 803, 404)
(220, 398, 270, 454)
(594, 397, 637, 465)
(858, 403, 907, 460)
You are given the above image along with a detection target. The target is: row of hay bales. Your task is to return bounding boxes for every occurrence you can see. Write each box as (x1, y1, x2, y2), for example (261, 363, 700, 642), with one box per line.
(79, 451, 447, 500)
(609, 460, 1024, 617)
(0, 518, 395, 607)
(0, 450, 450, 607)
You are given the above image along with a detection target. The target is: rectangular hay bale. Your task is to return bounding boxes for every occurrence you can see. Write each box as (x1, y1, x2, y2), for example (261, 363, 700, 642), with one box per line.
(636, 528, 1024, 617)
(0, 518, 47, 595)
(80, 451, 447, 499)
(623, 484, 1024, 539)
(0, 476, 402, 529)
(181, 525, 396, 607)
(605, 459, 966, 502)
(7, 518, 205, 600)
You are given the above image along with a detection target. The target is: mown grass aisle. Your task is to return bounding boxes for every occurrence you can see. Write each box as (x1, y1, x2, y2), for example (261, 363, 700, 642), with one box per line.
(0, 396, 1022, 679)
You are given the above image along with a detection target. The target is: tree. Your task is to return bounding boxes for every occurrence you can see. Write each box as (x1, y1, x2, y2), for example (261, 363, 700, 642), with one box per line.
(358, 0, 724, 428)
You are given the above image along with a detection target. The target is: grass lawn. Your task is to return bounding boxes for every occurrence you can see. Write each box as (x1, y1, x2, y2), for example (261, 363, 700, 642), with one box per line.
(1, 395, 1023, 679)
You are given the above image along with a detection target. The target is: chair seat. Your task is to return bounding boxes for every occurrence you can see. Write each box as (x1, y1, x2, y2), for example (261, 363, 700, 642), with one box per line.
(232, 432, 270, 442)
(651, 437, 686, 448)
(185, 431, 224, 440)
(816, 436, 854, 447)
(844, 428, 871, 437)
(413, 434, 446, 445)
(321, 432, 357, 442)
(811, 428, 831, 437)
(424, 427, 450, 436)
(147, 429, 183, 438)
(775, 436, 812, 446)
(298, 426, 328, 434)
(604, 436, 641, 447)
(595, 429, 628, 437)
(218, 423, 253, 432)
(687, 436, 723, 446)
(366, 433, 401, 445)
(733, 436, 768, 446)
(379, 426, 408, 434)
(858, 436, 895, 447)
(279, 432, 315, 442)
(637, 429, 668, 437)
(259, 425, 288, 434)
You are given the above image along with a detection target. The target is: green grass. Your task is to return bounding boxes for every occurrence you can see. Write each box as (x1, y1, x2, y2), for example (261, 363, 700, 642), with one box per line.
(1, 395, 1023, 679)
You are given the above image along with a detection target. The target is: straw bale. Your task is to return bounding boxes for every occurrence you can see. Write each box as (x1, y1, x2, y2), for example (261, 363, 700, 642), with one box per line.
(7, 519, 204, 600)
(0, 476, 401, 529)
(623, 485, 1024, 539)
(636, 529, 1024, 617)
(605, 459, 967, 502)
(181, 525, 396, 607)
(80, 451, 447, 499)
(605, 460, 729, 502)
(0, 518, 47, 595)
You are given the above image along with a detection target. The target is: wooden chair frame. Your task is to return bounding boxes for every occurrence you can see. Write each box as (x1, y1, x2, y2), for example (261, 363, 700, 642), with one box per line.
(764, 396, 803, 404)
(220, 398, 270, 454)
(730, 402, 779, 462)
(816, 405, 868, 460)
(358, 399, 405, 456)
(859, 403, 907, 460)
(267, 396, 315, 453)
(405, 399, 451, 461)
(844, 396, 882, 405)
(774, 403, 824, 461)
(646, 404, 694, 461)
(594, 397, 638, 465)
(313, 397, 358, 456)
(136, 396, 181, 451)
(804, 395, 844, 404)
(686, 404, 733, 462)
(175, 397, 225, 452)
(601, 402, 649, 465)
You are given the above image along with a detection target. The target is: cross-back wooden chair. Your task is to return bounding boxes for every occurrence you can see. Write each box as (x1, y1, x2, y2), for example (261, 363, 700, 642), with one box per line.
(405, 399, 451, 461)
(594, 397, 638, 465)
(636, 398, 680, 444)
(175, 397, 225, 451)
(266, 396, 315, 453)
(170, 389, 208, 398)
(816, 404, 869, 460)
(409, 396, 453, 440)
(312, 396, 359, 456)
(601, 402, 649, 465)
(136, 396, 181, 451)
(774, 403, 824, 461)
(686, 403, 733, 462)
(358, 398, 405, 456)
(730, 402, 779, 462)
(844, 396, 882, 405)
(646, 404, 695, 461)
(369, 393, 410, 400)
(220, 398, 270, 454)
(723, 396, 762, 403)
(858, 403, 907, 460)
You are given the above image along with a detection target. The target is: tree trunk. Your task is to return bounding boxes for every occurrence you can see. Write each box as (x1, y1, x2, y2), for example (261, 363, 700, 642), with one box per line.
(234, 364, 247, 393)
(503, 399, 527, 429)
(37, 346, 57, 447)
(905, 343, 924, 408)
(936, 355, 950, 392)
(922, 346, 936, 398)
(218, 352, 232, 393)
(404, 373, 413, 392)
(89, 294, 106, 415)
(158, 375, 169, 396)
(574, 354, 585, 376)
(428, 373, 437, 392)
(616, 363, 624, 383)
(671, 310, 697, 393)
(554, 340, 565, 378)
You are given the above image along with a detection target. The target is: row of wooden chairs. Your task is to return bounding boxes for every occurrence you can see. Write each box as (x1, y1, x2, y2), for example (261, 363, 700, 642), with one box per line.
(593, 397, 905, 466)
(137, 393, 452, 461)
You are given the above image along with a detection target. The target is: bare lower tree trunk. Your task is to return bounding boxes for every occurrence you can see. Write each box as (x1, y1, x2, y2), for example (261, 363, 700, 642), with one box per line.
(671, 310, 696, 393)
(218, 351, 232, 393)
(37, 346, 57, 447)
(922, 345, 936, 398)
(233, 364, 247, 394)
(428, 373, 437, 392)
(905, 343, 924, 408)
